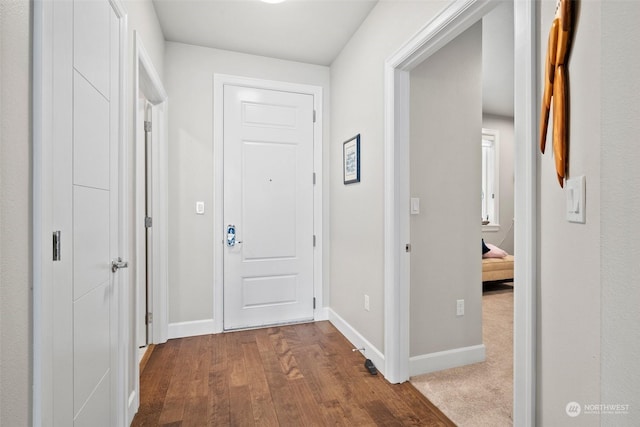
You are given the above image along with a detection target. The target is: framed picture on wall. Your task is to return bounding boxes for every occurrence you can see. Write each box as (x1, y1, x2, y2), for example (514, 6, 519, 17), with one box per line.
(343, 134, 361, 185)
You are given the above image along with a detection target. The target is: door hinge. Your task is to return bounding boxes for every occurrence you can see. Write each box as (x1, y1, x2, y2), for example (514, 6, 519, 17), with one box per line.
(313, 172, 316, 185)
(313, 297, 316, 309)
(313, 110, 316, 123)
(53, 231, 61, 261)
(146, 312, 153, 324)
(405, 243, 411, 253)
(145, 216, 152, 228)
(144, 120, 152, 132)
(313, 235, 316, 247)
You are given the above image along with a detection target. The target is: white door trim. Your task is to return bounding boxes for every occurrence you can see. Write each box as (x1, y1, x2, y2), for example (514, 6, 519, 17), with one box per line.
(383, 0, 536, 426)
(512, 1, 538, 424)
(133, 31, 169, 345)
(131, 31, 168, 424)
(213, 74, 324, 333)
(32, 0, 129, 425)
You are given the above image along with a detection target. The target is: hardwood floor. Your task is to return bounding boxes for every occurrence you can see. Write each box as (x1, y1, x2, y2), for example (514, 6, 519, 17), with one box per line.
(131, 321, 454, 426)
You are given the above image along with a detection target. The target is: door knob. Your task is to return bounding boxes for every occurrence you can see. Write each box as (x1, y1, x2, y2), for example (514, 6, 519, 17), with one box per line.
(111, 257, 129, 273)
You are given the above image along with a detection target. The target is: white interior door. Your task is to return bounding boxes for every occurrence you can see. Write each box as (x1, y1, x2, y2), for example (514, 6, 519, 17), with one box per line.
(51, 0, 122, 424)
(223, 85, 315, 330)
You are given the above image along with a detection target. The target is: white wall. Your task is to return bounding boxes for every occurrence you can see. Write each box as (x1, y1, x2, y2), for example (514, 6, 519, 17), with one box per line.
(122, 0, 166, 411)
(124, 0, 165, 79)
(0, 2, 32, 425)
(537, 1, 602, 425)
(330, 0, 448, 354)
(409, 22, 483, 357)
(164, 42, 330, 327)
(482, 114, 514, 255)
(601, 1, 640, 424)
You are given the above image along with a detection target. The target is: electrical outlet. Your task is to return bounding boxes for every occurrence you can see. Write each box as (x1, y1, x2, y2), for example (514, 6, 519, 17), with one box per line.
(364, 294, 370, 311)
(456, 299, 464, 316)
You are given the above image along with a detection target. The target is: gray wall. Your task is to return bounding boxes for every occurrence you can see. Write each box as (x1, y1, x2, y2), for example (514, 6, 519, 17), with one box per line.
(537, 0, 602, 424)
(536, 2, 640, 423)
(330, 0, 448, 354)
(409, 22, 483, 357)
(601, 0, 640, 425)
(164, 42, 330, 325)
(0, 1, 32, 425)
(482, 114, 514, 255)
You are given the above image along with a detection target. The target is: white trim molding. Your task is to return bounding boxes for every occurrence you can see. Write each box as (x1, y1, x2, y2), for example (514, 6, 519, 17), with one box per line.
(383, 0, 498, 385)
(314, 307, 329, 322)
(513, 0, 537, 425)
(133, 31, 169, 345)
(131, 31, 168, 425)
(383, 0, 537, 425)
(212, 74, 324, 334)
(409, 345, 486, 377)
(327, 308, 385, 377)
(168, 319, 216, 340)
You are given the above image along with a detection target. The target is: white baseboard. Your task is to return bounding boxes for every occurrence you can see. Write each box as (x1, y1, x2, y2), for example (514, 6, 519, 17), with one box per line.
(409, 344, 486, 377)
(314, 306, 329, 321)
(180, 309, 328, 337)
(127, 390, 137, 426)
(168, 319, 215, 339)
(327, 308, 385, 377)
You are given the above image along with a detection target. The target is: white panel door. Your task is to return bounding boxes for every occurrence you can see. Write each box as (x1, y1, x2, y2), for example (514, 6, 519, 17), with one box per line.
(51, 0, 122, 425)
(223, 85, 314, 330)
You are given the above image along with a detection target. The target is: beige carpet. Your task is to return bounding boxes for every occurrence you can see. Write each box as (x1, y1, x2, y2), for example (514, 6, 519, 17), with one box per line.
(411, 283, 513, 427)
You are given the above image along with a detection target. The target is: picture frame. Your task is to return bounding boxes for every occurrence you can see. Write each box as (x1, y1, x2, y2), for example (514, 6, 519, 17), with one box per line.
(343, 134, 361, 185)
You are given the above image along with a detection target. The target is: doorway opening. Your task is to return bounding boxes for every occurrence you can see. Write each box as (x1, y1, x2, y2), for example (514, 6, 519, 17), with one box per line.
(132, 31, 169, 423)
(383, 0, 536, 425)
(408, 4, 518, 420)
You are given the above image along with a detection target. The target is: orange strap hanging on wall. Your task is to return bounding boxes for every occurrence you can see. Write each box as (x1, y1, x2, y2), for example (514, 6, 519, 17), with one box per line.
(540, 0, 574, 188)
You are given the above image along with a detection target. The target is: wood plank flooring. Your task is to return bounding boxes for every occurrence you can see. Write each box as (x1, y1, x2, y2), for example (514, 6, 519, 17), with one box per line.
(131, 321, 454, 426)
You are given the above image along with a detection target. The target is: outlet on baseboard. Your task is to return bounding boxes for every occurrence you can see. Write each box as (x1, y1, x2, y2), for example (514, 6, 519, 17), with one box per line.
(456, 299, 464, 316)
(364, 294, 370, 311)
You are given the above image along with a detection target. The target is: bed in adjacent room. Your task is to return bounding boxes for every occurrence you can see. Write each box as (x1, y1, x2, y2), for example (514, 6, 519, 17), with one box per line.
(482, 240, 514, 282)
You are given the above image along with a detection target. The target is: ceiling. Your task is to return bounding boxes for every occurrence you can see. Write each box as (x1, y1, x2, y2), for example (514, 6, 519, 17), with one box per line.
(482, 1, 514, 117)
(152, 0, 514, 116)
(152, 0, 378, 66)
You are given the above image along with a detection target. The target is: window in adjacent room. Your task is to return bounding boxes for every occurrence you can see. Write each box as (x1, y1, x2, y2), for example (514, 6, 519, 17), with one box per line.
(481, 128, 499, 229)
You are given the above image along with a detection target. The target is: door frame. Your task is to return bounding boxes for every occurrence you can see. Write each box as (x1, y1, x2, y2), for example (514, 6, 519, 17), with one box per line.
(382, 0, 536, 425)
(213, 74, 324, 333)
(32, 0, 129, 425)
(131, 31, 169, 422)
(133, 31, 169, 345)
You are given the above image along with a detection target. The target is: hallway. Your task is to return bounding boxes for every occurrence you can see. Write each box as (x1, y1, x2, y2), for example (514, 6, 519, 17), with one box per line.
(132, 322, 454, 426)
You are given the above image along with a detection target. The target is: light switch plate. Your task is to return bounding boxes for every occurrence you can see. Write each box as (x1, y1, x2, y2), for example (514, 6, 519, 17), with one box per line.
(196, 201, 205, 215)
(410, 197, 420, 215)
(566, 176, 585, 223)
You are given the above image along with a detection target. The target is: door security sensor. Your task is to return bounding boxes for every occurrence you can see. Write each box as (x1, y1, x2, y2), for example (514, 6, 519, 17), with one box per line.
(364, 359, 378, 375)
(353, 347, 378, 375)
